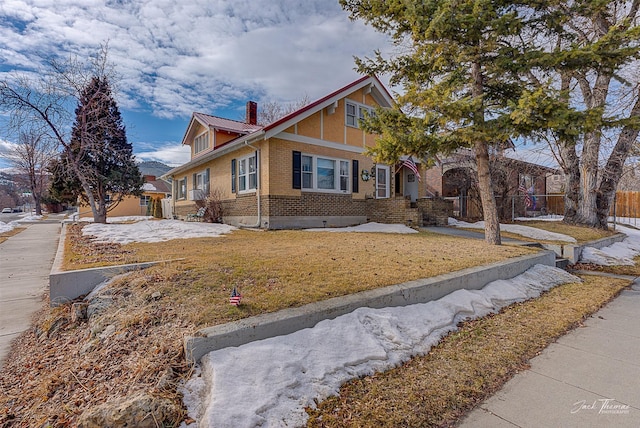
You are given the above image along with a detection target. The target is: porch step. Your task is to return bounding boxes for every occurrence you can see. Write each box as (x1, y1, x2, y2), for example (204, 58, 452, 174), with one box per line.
(422, 214, 449, 227)
(555, 257, 570, 269)
(519, 242, 544, 249)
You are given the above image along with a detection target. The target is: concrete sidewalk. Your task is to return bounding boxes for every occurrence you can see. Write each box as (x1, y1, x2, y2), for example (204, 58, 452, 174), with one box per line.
(0, 217, 63, 370)
(458, 277, 640, 428)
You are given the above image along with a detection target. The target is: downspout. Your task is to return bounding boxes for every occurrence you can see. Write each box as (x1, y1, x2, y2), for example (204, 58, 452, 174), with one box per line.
(243, 140, 262, 228)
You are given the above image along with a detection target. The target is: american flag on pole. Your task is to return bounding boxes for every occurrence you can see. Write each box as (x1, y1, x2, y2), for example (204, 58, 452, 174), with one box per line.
(519, 183, 532, 208)
(229, 287, 242, 306)
(402, 156, 421, 182)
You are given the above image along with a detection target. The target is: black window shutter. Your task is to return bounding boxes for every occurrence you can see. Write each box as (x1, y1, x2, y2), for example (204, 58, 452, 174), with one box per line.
(231, 159, 237, 193)
(205, 168, 210, 193)
(352, 159, 359, 193)
(292, 151, 301, 189)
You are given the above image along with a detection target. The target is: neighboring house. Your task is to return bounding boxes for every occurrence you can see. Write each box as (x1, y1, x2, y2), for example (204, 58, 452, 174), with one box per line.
(422, 149, 562, 219)
(79, 174, 171, 219)
(164, 75, 452, 229)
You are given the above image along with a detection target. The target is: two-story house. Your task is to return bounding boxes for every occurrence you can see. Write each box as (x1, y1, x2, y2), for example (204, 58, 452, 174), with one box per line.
(164, 75, 449, 229)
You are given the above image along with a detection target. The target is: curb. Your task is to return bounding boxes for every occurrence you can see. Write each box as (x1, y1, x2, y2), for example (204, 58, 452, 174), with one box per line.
(542, 233, 627, 263)
(185, 250, 556, 363)
(48, 223, 184, 306)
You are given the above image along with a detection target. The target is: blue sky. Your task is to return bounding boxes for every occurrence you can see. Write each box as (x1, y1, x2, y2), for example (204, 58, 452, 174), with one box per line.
(0, 0, 559, 171)
(0, 0, 392, 169)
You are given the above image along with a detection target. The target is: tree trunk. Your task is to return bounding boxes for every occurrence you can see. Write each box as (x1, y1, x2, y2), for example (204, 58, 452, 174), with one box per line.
(596, 97, 640, 228)
(475, 140, 501, 244)
(574, 130, 601, 226)
(471, 61, 501, 245)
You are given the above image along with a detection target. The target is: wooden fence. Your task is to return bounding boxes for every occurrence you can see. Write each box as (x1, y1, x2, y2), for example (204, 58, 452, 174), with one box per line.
(453, 191, 640, 220)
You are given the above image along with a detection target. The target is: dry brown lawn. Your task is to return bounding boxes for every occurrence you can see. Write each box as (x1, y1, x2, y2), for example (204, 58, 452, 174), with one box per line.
(0, 226, 26, 244)
(508, 220, 616, 243)
(0, 222, 634, 427)
(63, 224, 534, 328)
(307, 275, 630, 427)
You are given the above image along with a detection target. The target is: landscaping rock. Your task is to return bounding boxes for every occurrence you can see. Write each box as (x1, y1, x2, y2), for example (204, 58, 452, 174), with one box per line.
(86, 296, 114, 319)
(76, 392, 180, 428)
(98, 324, 116, 340)
(71, 302, 89, 323)
(45, 316, 68, 339)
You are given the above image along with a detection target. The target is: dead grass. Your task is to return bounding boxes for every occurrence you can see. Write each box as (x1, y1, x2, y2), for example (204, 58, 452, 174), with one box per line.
(0, 223, 632, 427)
(306, 275, 630, 427)
(0, 227, 26, 244)
(509, 220, 616, 243)
(63, 225, 534, 328)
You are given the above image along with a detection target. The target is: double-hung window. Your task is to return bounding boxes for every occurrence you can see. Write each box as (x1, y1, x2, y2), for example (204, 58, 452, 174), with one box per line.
(299, 154, 349, 192)
(177, 178, 187, 200)
(345, 101, 374, 128)
(140, 195, 151, 206)
(194, 132, 209, 154)
(238, 153, 257, 193)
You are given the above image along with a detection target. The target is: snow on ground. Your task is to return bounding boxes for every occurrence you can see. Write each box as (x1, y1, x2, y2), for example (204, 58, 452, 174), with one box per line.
(77, 215, 154, 223)
(306, 222, 417, 234)
(81, 219, 236, 245)
(180, 265, 581, 427)
(448, 218, 577, 242)
(0, 221, 15, 234)
(580, 224, 640, 266)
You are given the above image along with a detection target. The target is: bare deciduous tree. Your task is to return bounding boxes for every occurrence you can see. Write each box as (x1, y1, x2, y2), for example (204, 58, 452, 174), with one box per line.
(0, 45, 142, 223)
(4, 130, 57, 215)
(257, 95, 310, 125)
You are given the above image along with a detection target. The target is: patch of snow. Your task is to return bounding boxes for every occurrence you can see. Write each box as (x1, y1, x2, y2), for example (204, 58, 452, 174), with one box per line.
(0, 221, 15, 234)
(81, 219, 236, 245)
(514, 214, 564, 222)
(181, 265, 580, 427)
(580, 224, 640, 265)
(448, 218, 576, 242)
(305, 222, 418, 234)
(78, 215, 154, 223)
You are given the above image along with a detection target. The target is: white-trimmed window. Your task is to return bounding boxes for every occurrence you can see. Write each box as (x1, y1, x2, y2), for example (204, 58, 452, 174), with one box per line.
(376, 165, 390, 198)
(238, 153, 257, 192)
(194, 132, 209, 154)
(140, 195, 151, 206)
(345, 101, 374, 128)
(195, 171, 209, 194)
(301, 154, 350, 192)
(177, 177, 187, 200)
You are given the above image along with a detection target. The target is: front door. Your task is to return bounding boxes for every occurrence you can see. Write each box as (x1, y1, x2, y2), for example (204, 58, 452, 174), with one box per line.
(404, 167, 419, 202)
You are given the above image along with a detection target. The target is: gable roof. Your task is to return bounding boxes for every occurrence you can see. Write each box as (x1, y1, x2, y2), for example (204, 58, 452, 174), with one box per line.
(181, 112, 263, 146)
(165, 75, 393, 178)
(262, 75, 393, 139)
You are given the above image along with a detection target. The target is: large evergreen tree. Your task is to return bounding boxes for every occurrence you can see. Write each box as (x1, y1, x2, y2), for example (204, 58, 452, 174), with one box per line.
(54, 76, 142, 223)
(341, 0, 538, 244)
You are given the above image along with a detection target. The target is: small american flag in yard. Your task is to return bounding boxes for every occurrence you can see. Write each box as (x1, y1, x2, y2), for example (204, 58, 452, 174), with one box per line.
(230, 287, 242, 306)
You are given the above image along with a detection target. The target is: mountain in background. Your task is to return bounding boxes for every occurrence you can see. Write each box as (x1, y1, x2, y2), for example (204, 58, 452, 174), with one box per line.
(138, 161, 171, 178)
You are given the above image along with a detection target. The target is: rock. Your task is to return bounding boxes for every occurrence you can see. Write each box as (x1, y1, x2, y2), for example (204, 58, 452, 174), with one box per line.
(46, 316, 68, 339)
(98, 324, 116, 340)
(71, 303, 89, 323)
(151, 291, 162, 300)
(156, 367, 174, 390)
(76, 392, 180, 428)
(87, 296, 114, 319)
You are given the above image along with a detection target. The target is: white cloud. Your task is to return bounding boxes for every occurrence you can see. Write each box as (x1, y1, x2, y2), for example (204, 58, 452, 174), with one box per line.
(0, 1, 390, 120)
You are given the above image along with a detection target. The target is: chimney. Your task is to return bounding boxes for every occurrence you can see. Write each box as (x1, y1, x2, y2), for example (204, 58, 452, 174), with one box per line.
(246, 101, 257, 125)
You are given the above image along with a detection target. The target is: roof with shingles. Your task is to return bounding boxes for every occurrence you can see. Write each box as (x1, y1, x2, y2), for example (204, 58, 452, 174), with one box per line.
(192, 112, 263, 134)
